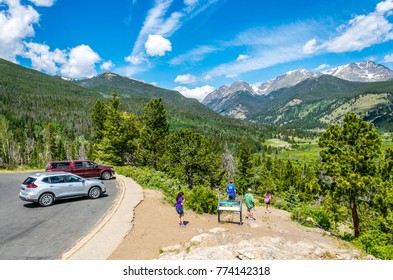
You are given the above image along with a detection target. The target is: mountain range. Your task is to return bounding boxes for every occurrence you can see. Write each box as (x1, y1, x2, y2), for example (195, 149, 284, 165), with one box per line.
(2, 56, 393, 132)
(203, 61, 393, 129)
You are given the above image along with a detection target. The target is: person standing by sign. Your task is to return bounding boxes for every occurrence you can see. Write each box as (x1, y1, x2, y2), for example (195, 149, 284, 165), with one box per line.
(226, 180, 237, 200)
(176, 192, 186, 227)
(244, 188, 256, 220)
(264, 191, 272, 214)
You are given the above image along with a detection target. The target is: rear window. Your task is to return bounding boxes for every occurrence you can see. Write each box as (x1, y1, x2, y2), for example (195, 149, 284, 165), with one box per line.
(22, 177, 36, 185)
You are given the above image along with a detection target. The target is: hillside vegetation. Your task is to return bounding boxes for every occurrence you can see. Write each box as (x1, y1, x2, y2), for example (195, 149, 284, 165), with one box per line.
(0, 58, 296, 168)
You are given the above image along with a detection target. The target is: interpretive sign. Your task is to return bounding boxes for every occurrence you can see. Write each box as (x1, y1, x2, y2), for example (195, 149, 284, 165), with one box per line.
(217, 200, 243, 224)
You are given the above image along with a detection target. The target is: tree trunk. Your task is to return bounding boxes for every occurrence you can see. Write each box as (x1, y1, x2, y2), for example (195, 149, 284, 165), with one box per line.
(350, 199, 361, 237)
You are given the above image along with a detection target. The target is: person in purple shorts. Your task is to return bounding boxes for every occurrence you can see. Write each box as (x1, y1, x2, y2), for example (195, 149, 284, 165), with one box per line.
(176, 192, 186, 227)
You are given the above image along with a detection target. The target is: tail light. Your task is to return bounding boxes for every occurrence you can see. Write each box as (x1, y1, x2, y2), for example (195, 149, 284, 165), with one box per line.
(26, 183, 38, 188)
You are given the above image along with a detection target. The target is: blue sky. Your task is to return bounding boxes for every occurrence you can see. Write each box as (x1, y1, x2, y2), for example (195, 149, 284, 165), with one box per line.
(2, 0, 393, 100)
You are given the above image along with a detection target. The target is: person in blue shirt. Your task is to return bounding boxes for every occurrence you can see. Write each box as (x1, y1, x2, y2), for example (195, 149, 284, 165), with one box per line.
(226, 180, 237, 200)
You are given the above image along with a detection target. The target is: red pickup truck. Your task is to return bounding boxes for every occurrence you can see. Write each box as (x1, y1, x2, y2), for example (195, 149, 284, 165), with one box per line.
(45, 160, 115, 180)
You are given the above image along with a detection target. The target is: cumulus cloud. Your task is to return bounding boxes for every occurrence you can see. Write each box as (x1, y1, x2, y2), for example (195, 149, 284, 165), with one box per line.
(174, 85, 215, 101)
(0, 0, 40, 60)
(174, 74, 197, 84)
(100, 60, 115, 71)
(22, 42, 103, 78)
(145, 34, 172, 56)
(60, 45, 101, 78)
(28, 0, 56, 7)
(23, 42, 66, 74)
(376, 0, 393, 13)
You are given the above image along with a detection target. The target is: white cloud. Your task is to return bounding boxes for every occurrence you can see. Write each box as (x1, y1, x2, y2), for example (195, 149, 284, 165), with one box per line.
(100, 60, 114, 71)
(323, 13, 393, 53)
(28, 0, 56, 7)
(0, 0, 40, 60)
(22, 42, 103, 78)
(174, 74, 197, 84)
(145, 34, 172, 56)
(236, 54, 249, 61)
(23, 42, 66, 74)
(60, 45, 101, 78)
(174, 85, 215, 101)
(203, 22, 319, 79)
(303, 38, 318, 54)
(126, 0, 222, 67)
(383, 53, 393, 62)
(127, 0, 176, 59)
(125, 52, 148, 65)
(206, 46, 307, 79)
(314, 64, 330, 71)
(376, 0, 393, 13)
(184, 0, 198, 6)
(170, 45, 220, 65)
(312, 0, 393, 54)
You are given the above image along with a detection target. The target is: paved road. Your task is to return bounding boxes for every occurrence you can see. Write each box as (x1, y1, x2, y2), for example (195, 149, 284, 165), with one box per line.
(0, 172, 118, 260)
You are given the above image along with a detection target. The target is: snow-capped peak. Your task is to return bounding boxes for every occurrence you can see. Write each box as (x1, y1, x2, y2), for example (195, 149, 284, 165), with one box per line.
(252, 68, 317, 95)
(323, 61, 393, 82)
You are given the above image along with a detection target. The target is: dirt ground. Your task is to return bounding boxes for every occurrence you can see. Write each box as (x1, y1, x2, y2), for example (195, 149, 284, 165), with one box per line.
(108, 189, 353, 260)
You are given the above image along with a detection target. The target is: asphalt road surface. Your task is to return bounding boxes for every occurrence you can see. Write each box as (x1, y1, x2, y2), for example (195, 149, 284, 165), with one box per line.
(0, 172, 118, 260)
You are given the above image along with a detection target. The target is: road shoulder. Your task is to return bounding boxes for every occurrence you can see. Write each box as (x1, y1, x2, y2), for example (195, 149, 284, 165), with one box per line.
(62, 175, 143, 260)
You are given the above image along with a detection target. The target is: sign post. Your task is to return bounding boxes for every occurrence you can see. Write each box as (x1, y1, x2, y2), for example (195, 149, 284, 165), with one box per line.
(217, 200, 243, 225)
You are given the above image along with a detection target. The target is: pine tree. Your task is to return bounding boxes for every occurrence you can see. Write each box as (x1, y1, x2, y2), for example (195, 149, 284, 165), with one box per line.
(94, 92, 139, 165)
(318, 113, 381, 237)
(91, 100, 107, 141)
(163, 129, 220, 189)
(139, 98, 169, 170)
(237, 138, 253, 195)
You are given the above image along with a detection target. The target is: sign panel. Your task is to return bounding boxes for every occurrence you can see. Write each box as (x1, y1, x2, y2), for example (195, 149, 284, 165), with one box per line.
(217, 200, 243, 224)
(217, 200, 242, 211)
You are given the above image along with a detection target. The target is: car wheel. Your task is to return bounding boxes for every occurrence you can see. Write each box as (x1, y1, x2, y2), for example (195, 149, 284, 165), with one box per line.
(89, 186, 101, 199)
(101, 171, 111, 180)
(39, 193, 54, 207)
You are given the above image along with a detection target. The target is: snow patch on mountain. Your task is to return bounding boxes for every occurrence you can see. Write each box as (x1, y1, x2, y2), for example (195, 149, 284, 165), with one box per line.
(323, 61, 393, 82)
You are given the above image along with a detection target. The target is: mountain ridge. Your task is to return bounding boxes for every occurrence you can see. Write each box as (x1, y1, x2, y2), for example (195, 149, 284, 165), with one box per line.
(202, 61, 393, 129)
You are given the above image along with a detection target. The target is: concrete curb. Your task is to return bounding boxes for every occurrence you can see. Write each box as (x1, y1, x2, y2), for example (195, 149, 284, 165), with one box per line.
(62, 175, 144, 260)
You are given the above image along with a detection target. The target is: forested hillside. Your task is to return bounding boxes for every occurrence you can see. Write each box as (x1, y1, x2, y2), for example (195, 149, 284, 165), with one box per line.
(0, 58, 298, 168)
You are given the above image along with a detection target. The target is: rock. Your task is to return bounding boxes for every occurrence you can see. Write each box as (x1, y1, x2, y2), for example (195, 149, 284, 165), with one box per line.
(366, 254, 377, 260)
(209, 227, 228, 234)
(161, 244, 182, 253)
(190, 233, 217, 246)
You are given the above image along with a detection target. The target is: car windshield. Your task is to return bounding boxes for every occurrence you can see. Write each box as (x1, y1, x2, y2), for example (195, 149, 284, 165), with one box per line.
(22, 177, 36, 185)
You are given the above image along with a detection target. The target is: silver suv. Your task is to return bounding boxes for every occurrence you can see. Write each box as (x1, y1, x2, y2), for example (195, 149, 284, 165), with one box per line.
(19, 172, 106, 207)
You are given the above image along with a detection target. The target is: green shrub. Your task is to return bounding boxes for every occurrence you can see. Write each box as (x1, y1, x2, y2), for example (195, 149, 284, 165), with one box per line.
(291, 203, 331, 230)
(186, 186, 218, 214)
(116, 166, 218, 214)
(116, 166, 185, 203)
